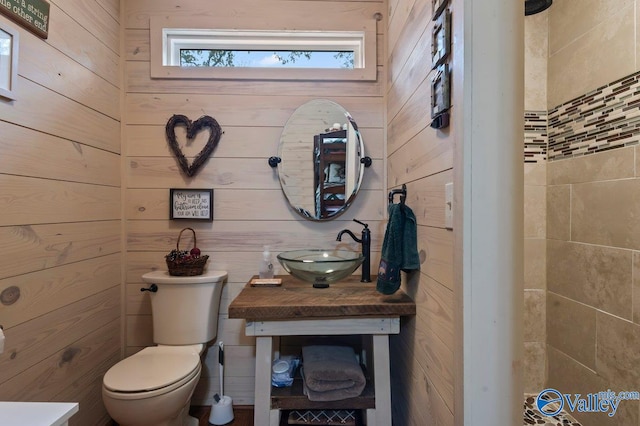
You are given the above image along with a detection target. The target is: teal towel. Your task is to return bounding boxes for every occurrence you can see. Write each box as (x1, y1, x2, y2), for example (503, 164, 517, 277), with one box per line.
(377, 203, 420, 295)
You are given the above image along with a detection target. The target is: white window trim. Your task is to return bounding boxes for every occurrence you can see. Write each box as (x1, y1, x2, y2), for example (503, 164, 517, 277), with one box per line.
(165, 29, 365, 69)
(150, 16, 377, 81)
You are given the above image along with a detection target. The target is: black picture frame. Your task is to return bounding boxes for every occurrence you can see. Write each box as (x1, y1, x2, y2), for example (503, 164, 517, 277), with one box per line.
(432, 0, 449, 20)
(431, 63, 451, 119)
(431, 9, 451, 69)
(169, 188, 213, 221)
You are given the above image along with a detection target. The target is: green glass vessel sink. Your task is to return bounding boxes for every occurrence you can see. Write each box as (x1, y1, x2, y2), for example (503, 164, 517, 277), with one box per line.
(277, 249, 365, 288)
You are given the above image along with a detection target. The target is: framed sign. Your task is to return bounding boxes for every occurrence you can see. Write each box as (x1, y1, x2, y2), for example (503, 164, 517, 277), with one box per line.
(0, 0, 49, 39)
(170, 188, 213, 221)
(431, 9, 451, 69)
(0, 21, 18, 100)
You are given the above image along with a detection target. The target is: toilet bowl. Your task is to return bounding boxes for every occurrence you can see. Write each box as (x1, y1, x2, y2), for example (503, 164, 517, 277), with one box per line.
(102, 270, 228, 426)
(102, 345, 203, 426)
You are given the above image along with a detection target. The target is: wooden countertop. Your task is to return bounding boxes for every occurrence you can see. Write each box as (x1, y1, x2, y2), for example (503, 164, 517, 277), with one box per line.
(228, 275, 416, 320)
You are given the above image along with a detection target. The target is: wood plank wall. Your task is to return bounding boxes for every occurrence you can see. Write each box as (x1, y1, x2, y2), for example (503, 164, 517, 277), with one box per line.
(386, 0, 458, 424)
(123, 0, 386, 406)
(0, 0, 122, 425)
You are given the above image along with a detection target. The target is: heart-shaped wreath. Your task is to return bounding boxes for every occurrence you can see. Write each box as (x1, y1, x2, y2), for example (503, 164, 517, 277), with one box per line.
(165, 114, 223, 177)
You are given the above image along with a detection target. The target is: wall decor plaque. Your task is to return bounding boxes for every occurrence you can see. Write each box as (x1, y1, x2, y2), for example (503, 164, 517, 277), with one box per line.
(0, 0, 49, 39)
(431, 9, 451, 69)
(166, 114, 223, 178)
(430, 63, 450, 129)
(170, 188, 214, 221)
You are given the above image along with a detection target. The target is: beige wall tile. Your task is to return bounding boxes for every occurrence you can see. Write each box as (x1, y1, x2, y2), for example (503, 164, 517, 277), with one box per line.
(596, 311, 640, 392)
(548, 4, 635, 108)
(547, 240, 632, 319)
(572, 179, 640, 250)
(525, 184, 546, 238)
(524, 162, 546, 186)
(524, 11, 548, 111)
(547, 292, 596, 369)
(634, 252, 640, 324)
(523, 342, 546, 394)
(547, 146, 635, 185)
(547, 344, 599, 393)
(547, 184, 570, 241)
(548, 0, 634, 55)
(524, 238, 546, 290)
(547, 346, 639, 426)
(525, 290, 546, 343)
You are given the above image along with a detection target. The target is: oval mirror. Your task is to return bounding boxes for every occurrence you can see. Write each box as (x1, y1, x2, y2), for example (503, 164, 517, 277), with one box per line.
(276, 99, 368, 221)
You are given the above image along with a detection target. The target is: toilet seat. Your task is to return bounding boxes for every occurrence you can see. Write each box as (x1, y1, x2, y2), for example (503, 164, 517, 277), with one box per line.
(103, 345, 201, 400)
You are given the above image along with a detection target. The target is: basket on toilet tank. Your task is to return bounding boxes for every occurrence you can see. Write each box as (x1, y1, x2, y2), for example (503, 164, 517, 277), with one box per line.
(165, 227, 209, 276)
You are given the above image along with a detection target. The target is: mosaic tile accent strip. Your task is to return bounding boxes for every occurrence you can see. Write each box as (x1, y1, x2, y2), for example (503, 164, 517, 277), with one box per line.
(524, 395, 582, 426)
(547, 71, 640, 161)
(525, 110, 548, 163)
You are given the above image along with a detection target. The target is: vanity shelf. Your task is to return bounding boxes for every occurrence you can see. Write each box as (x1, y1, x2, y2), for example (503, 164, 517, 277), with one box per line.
(229, 275, 416, 426)
(271, 376, 375, 411)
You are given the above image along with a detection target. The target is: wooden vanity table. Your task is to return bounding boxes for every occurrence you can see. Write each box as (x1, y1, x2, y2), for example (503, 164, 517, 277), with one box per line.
(228, 275, 415, 426)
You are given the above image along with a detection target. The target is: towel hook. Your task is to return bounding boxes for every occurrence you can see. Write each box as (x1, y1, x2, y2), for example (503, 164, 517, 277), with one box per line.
(388, 184, 407, 205)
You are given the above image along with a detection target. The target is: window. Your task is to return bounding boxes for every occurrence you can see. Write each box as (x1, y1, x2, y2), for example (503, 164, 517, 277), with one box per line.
(164, 29, 362, 70)
(150, 17, 376, 81)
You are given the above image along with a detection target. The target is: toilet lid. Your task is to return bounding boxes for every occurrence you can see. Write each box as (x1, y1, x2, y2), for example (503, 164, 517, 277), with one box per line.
(103, 346, 200, 393)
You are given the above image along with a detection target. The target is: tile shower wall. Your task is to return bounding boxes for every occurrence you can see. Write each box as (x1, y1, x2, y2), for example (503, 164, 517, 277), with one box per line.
(544, 1, 640, 423)
(547, 143, 640, 426)
(544, 69, 640, 426)
(526, 73, 640, 424)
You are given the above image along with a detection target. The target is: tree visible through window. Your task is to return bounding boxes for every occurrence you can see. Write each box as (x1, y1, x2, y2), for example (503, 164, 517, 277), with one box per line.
(179, 49, 355, 69)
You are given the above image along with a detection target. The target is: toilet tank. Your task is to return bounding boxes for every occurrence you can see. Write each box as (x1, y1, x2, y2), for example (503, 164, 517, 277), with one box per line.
(141, 270, 228, 345)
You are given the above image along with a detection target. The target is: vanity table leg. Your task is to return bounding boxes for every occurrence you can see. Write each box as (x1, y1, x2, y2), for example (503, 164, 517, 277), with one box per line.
(254, 336, 279, 426)
(367, 334, 392, 426)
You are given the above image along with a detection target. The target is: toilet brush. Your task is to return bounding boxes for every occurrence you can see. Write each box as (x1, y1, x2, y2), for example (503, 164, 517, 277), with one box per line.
(209, 341, 234, 425)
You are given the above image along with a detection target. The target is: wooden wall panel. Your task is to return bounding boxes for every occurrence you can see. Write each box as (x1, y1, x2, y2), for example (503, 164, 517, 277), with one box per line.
(0, 319, 120, 401)
(125, 94, 384, 127)
(0, 222, 120, 279)
(124, 0, 384, 30)
(0, 287, 120, 383)
(386, 0, 457, 423)
(0, 77, 120, 153)
(1, 254, 121, 328)
(0, 122, 120, 186)
(0, 1, 122, 424)
(18, 28, 120, 120)
(123, 0, 386, 408)
(47, 4, 120, 86)
(0, 176, 120, 226)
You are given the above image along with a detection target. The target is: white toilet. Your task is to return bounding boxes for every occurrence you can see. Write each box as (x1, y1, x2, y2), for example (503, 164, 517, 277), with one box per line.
(102, 270, 227, 426)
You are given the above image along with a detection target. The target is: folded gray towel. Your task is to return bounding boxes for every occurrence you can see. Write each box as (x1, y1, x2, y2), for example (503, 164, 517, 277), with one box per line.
(301, 345, 366, 401)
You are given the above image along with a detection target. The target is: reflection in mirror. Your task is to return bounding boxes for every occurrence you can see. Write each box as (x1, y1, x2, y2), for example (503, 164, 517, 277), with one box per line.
(277, 99, 368, 221)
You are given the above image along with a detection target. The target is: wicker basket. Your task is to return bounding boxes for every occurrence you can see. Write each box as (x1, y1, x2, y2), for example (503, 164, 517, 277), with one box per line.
(165, 227, 209, 276)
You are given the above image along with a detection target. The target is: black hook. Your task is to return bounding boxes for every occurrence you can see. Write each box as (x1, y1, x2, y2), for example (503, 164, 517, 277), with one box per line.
(140, 284, 158, 293)
(268, 156, 281, 167)
(360, 156, 372, 167)
(388, 184, 407, 205)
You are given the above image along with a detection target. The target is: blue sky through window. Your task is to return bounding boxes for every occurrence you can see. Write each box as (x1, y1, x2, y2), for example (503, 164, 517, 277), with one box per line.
(180, 50, 354, 68)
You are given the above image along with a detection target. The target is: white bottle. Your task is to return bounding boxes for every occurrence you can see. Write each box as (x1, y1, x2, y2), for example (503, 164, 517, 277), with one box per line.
(259, 245, 274, 279)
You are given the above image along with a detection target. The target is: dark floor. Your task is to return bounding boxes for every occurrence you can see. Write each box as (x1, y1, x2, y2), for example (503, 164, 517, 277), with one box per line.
(190, 406, 254, 426)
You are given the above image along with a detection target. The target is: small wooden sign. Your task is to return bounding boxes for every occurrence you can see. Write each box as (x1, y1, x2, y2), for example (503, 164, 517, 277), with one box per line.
(0, 0, 49, 39)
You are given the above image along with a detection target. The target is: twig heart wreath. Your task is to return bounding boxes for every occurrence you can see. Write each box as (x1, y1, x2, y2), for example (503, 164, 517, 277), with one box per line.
(165, 114, 223, 177)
